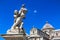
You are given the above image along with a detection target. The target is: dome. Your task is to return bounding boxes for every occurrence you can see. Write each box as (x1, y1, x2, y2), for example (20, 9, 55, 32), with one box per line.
(31, 26, 37, 31)
(42, 21, 54, 30)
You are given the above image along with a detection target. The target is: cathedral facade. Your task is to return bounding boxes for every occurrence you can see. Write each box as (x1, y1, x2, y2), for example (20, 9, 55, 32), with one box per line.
(1, 4, 60, 40)
(28, 21, 60, 40)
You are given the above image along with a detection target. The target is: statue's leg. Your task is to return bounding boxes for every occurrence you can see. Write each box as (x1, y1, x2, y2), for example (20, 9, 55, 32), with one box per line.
(11, 17, 22, 29)
(20, 22, 23, 29)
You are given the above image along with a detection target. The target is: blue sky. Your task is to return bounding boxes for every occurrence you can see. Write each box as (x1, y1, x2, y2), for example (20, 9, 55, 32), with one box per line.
(0, 0, 60, 40)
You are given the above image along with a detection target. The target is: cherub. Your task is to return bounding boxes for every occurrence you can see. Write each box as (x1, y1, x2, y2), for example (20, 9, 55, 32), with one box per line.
(11, 4, 27, 29)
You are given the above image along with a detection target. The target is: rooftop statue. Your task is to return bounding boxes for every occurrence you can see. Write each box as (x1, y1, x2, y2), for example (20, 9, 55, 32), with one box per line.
(11, 4, 27, 29)
(7, 4, 27, 34)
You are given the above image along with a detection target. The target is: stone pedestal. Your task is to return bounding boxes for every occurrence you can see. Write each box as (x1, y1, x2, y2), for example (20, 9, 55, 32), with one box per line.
(1, 34, 27, 40)
(1, 26, 28, 40)
(1, 27, 28, 40)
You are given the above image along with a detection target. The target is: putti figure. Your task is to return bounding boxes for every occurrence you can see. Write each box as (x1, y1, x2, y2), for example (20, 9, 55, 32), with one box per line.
(7, 4, 27, 34)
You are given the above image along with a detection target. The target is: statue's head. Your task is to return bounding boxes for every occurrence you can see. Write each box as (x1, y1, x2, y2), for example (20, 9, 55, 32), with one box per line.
(21, 4, 27, 14)
(22, 4, 25, 8)
(14, 10, 18, 15)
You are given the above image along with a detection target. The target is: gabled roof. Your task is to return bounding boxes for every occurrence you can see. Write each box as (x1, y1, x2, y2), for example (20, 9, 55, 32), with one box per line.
(42, 21, 54, 30)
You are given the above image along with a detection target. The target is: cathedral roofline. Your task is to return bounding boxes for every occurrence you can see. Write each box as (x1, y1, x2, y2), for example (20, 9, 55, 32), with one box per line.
(42, 21, 54, 30)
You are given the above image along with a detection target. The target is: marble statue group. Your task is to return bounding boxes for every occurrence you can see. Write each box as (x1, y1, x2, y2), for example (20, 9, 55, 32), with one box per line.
(7, 4, 27, 34)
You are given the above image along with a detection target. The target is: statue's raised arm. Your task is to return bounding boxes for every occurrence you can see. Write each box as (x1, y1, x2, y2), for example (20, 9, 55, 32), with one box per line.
(11, 4, 27, 30)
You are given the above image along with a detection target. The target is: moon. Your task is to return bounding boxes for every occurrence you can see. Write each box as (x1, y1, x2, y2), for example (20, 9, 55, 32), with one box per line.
(34, 10, 37, 13)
